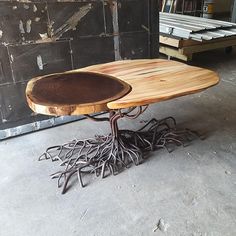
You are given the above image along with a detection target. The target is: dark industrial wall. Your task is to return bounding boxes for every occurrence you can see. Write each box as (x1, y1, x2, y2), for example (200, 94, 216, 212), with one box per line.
(0, 0, 159, 139)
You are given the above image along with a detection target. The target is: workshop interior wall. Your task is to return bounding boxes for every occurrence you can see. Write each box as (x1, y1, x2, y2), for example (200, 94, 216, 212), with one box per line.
(0, 0, 159, 139)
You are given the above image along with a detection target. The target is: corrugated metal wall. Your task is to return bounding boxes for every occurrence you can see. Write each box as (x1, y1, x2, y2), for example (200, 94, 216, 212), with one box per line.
(0, 0, 159, 140)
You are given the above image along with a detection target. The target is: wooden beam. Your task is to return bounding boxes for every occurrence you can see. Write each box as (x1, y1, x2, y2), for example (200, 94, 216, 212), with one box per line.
(159, 35, 182, 47)
(160, 35, 236, 48)
(159, 45, 192, 61)
(181, 38, 236, 54)
(169, 0, 175, 13)
(161, 0, 167, 12)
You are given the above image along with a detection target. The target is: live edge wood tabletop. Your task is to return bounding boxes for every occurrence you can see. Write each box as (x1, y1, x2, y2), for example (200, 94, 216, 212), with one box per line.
(26, 59, 219, 116)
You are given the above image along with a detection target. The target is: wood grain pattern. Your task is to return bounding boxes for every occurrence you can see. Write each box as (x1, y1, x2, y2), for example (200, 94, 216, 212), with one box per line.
(76, 59, 219, 109)
(26, 59, 219, 116)
(26, 71, 131, 116)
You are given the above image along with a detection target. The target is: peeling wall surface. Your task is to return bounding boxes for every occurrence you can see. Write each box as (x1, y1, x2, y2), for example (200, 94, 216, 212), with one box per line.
(0, 0, 159, 139)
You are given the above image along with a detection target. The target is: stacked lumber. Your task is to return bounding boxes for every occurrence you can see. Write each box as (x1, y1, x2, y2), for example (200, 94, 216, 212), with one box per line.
(159, 13, 236, 61)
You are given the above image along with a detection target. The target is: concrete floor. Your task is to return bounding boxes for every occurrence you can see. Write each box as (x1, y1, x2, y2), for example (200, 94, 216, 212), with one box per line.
(0, 49, 236, 236)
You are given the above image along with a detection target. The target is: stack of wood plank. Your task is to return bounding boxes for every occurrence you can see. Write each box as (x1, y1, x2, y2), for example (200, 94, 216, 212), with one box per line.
(160, 13, 236, 61)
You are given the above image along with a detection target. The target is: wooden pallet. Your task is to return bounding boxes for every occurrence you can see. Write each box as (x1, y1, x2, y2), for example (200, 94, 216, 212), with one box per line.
(160, 35, 236, 61)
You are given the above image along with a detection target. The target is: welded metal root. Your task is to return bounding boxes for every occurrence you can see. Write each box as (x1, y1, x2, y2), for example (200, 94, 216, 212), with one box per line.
(39, 133, 142, 194)
(39, 107, 200, 194)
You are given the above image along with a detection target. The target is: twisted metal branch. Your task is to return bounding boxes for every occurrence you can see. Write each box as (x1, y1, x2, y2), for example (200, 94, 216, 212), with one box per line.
(39, 106, 200, 194)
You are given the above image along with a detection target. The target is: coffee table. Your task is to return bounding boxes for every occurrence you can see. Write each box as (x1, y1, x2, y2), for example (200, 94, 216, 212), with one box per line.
(26, 59, 219, 194)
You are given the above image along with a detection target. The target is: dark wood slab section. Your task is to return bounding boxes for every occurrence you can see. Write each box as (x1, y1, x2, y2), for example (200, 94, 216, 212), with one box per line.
(26, 71, 131, 116)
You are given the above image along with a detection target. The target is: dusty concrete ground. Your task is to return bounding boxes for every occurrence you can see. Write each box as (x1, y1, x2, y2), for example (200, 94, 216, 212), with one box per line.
(0, 49, 236, 236)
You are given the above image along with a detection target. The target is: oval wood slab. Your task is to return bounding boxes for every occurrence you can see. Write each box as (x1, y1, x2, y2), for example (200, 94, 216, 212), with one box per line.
(26, 59, 219, 116)
(26, 71, 131, 116)
(77, 59, 219, 109)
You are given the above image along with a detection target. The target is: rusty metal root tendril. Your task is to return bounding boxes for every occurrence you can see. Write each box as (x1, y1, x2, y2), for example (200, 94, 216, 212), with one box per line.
(39, 106, 200, 194)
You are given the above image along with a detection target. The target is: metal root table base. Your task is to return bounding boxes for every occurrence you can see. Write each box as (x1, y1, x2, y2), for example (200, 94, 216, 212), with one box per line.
(39, 106, 199, 194)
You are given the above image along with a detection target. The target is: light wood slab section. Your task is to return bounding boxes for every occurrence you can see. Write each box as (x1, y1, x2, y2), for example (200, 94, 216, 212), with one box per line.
(26, 71, 131, 116)
(76, 59, 219, 110)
